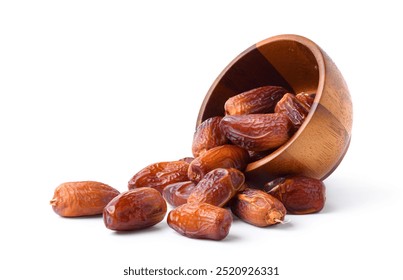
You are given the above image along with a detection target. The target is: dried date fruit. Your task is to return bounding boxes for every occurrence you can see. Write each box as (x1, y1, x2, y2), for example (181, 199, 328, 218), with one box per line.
(50, 181, 120, 217)
(295, 92, 316, 110)
(275, 93, 309, 130)
(224, 85, 288, 115)
(162, 181, 197, 207)
(128, 161, 189, 193)
(192, 116, 228, 157)
(187, 168, 245, 207)
(167, 202, 232, 240)
(263, 176, 287, 191)
(265, 176, 326, 214)
(220, 113, 292, 151)
(230, 188, 286, 227)
(178, 157, 195, 164)
(103, 188, 167, 231)
(188, 144, 249, 182)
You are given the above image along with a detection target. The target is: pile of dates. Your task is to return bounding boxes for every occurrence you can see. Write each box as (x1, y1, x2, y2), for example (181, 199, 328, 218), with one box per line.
(50, 86, 325, 241)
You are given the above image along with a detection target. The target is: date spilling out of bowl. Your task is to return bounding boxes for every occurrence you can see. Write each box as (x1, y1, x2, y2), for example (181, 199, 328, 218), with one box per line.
(51, 85, 326, 241)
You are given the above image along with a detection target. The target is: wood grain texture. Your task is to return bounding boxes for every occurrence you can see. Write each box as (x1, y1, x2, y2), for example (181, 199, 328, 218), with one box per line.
(197, 34, 353, 187)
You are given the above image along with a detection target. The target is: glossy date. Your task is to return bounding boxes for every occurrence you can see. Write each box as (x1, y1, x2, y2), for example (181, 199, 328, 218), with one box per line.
(187, 144, 249, 182)
(275, 93, 310, 130)
(167, 202, 232, 240)
(220, 113, 292, 151)
(103, 188, 167, 231)
(224, 85, 288, 115)
(192, 116, 228, 157)
(162, 181, 197, 207)
(128, 161, 189, 193)
(265, 175, 326, 214)
(50, 181, 120, 217)
(231, 188, 286, 227)
(187, 168, 245, 207)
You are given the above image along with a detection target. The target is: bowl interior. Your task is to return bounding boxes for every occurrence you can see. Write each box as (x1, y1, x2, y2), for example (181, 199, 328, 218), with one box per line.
(198, 36, 322, 124)
(197, 36, 324, 169)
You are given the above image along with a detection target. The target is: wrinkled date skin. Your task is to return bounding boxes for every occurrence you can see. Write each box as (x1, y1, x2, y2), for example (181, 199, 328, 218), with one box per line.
(103, 188, 167, 231)
(167, 202, 232, 240)
(187, 168, 245, 207)
(192, 116, 228, 157)
(266, 176, 326, 214)
(295, 92, 316, 110)
(187, 144, 249, 182)
(275, 93, 310, 130)
(224, 85, 288, 115)
(128, 161, 189, 193)
(231, 188, 286, 227)
(220, 113, 292, 152)
(178, 157, 195, 164)
(50, 181, 120, 217)
(163, 181, 197, 207)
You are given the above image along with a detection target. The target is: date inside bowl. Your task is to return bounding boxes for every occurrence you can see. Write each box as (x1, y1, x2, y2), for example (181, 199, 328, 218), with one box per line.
(197, 34, 352, 186)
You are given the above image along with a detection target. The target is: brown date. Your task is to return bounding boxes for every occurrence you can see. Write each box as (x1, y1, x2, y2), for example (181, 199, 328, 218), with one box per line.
(220, 113, 292, 151)
(178, 157, 195, 164)
(187, 168, 245, 207)
(224, 85, 288, 115)
(50, 181, 120, 217)
(187, 144, 249, 182)
(264, 176, 287, 191)
(230, 188, 286, 227)
(167, 202, 232, 240)
(128, 160, 189, 193)
(192, 116, 228, 157)
(295, 92, 316, 110)
(275, 93, 309, 130)
(103, 188, 167, 231)
(265, 176, 326, 214)
(162, 181, 197, 207)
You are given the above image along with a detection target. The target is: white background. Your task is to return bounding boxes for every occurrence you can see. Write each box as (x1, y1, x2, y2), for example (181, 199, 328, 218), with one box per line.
(1, 1, 402, 279)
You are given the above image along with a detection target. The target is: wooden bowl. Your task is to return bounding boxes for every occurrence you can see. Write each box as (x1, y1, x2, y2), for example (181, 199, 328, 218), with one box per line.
(197, 34, 353, 186)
